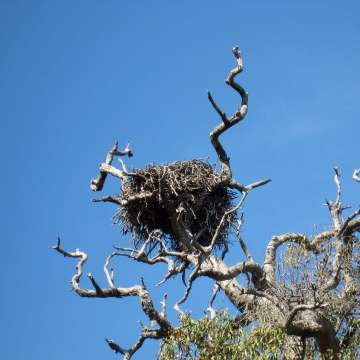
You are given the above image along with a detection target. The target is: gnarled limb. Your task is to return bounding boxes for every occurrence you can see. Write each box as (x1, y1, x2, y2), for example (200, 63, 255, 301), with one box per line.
(322, 169, 360, 291)
(53, 238, 172, 359)
(208, 46, 248, 182)
(198, 256, 264, 284)
(106, 328, 162, 360)
(264, 233, 323, 284)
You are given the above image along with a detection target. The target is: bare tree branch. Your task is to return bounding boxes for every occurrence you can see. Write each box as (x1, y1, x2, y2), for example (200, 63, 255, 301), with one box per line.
(208, 46, 248, 182)
(321, 168, 360, 292)
(91, 142, 133, 191)
(174, 263, 201, 314)
(325, 167, 343, 229)
(235, 215, 254, 263)
(53, 238, 172, 358)
(203, 192, 248, 254)
(244, 178, 272, 191)
(198, 256, 264, 284)
(104, 252, 116, 288)
(264, 233, 322, 284)
(92, 195, 122, 205)
(113, 232, 190, 288)
(105, 328, 161, 360)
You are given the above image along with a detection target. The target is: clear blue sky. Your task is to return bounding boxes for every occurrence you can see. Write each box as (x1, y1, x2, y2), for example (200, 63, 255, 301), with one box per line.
(1, 1, 359, 359)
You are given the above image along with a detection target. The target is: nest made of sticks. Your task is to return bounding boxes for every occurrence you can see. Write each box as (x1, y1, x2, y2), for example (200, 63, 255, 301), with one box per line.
(114, 160, 237, 252)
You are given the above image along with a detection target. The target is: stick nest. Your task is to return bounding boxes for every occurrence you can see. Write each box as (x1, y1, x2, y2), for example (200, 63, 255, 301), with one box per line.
(114, 160, 236, 251)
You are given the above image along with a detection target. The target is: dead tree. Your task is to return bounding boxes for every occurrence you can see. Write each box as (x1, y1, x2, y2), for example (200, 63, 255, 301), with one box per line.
(54, 47, 360, 359)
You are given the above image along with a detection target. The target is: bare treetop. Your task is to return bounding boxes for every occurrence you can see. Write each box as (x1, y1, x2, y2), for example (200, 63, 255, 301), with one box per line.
(54, 47, 360, 359)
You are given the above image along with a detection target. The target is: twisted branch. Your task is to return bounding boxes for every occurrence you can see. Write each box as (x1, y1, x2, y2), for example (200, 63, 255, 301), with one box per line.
(53, 238, 172, 359)
(264, 233, 323, 284)
(208, 46, 248, 182)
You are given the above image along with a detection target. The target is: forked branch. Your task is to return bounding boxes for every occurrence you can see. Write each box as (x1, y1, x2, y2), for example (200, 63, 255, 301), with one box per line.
(106, 328, 162, 360)
(208, 46, 249, 182)
(91, 142, 133, 191)
(53, 238, 172, 359)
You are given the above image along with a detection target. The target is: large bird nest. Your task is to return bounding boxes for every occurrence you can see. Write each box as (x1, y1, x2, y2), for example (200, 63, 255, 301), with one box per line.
(114, 160, 237, 251)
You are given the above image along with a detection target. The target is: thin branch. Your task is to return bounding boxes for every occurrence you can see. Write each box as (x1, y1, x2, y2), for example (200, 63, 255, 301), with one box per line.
(92, 195, 122, 205)
(174, 263, 201, 313)
(244, 178, 272, 191)
(235, 215, 254, 263)
(334, 167, 342, 206)
(52, 237, 88, 294)
(156, 261, 188, 287)
(87, 272, 104, 295)
(205, 284, 220, 319)
(94, 191, 155, 207)
(105, 338, 126, 355)
(203, 192, 248, 254)
(112, 233, 189, 287)
(207, 91, 229, 123)
(118, 157, 137, 176)
(209, 283, 220, 308)
(104, 252, 117, 288)
(105, 329, 161, 360)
